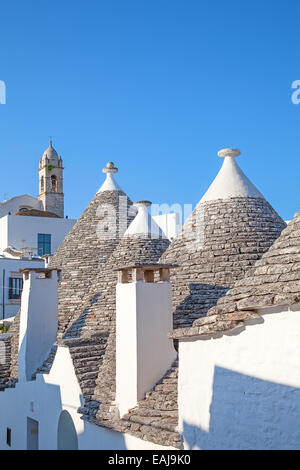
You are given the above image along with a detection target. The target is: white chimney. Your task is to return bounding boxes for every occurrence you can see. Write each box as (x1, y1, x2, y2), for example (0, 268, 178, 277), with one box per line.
(18, 268, 58, 382)
(116, 264, 177, 417)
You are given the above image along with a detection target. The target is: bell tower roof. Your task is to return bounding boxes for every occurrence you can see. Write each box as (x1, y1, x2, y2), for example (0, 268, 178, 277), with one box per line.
(41, 139, 59, 165)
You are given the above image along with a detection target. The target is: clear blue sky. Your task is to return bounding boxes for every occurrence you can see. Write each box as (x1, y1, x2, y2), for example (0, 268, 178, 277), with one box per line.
(0, 0, 299, 220)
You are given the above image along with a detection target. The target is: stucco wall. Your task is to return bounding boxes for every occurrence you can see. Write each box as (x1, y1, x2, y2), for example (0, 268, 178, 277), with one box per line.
(116, 281, 176, 416)
(18, 272, 58, 382)
(0, 345, 174, 450)
(179, 307, 300, 450)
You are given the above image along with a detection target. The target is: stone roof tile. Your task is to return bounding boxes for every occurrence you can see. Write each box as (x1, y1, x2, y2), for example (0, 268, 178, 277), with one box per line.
(173, 210, 300, 339)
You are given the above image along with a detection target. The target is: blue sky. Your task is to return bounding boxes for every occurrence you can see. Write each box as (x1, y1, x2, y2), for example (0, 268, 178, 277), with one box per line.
(0, 0, 299, 220)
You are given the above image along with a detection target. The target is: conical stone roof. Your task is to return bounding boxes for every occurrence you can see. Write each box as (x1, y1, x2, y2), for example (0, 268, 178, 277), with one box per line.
(204, 209, 300, 318)
(6, 161, 132, 386)
(48, 162, 134, 337)
(160, 148, 286, 329)
(72, 201, 170, 420)
(170, 209, 300, 340)
(108, 202, 169, 270)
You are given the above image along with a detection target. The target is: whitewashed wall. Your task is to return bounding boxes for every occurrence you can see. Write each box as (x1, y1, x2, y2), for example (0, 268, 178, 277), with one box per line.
(116, 281, 176, 416)
(18, 271, 58, 382)
(0, 345, 175, 450)
(0, 215, 76, 254)
(0, 258, 44, 319)
(179, 306, 300, 450)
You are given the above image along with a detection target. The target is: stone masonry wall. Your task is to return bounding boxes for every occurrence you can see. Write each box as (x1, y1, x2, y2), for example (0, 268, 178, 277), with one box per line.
(0, 333, 12, 390)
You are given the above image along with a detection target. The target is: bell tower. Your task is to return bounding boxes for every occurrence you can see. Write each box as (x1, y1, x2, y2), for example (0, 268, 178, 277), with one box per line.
(38, 139, 64, 218)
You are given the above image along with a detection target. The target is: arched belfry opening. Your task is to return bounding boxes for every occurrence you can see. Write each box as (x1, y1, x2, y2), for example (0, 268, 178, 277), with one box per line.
(57, 410, 78, 450)
(51, 175, 57, 191)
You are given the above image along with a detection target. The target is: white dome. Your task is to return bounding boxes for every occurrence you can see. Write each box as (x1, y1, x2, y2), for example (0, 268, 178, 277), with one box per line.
(42, 140, 59, 164)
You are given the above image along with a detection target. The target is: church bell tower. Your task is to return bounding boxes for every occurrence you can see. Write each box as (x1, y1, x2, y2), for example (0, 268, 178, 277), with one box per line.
(38, 139, 64, 218)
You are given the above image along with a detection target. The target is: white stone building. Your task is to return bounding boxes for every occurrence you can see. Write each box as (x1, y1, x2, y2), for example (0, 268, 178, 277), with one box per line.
(0, 140, 65, 220)
(0, 149, 299, 450)
(0, 141, 76, 319)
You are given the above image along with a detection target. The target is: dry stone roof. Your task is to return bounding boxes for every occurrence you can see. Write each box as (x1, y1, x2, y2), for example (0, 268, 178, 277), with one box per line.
(3, 312, 20, 387)
(14, 208, 59, 218)
(48, 191, 173, 446)
(4, 164, 135, 386)
(84, 357, 182, 449)
(75, 203, 174, 445)
(160, 150, 286, 330)
(170, 209, 300, 339)
(0, 333, 12, 390)
(49, 189, 134, 336)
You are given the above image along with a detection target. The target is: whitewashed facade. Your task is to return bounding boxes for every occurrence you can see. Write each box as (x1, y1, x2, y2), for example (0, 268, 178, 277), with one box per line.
(178, 306, 300, 450)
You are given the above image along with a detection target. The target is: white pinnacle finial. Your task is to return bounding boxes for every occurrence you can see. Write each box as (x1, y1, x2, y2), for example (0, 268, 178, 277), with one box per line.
(102, 161, 118, 174)
(133, 200, 152, 208)
(124, 200, 167, 238)
(218, 148, 241, 158)
(200, 148, 263, 202)
(97, 162, 122, 193)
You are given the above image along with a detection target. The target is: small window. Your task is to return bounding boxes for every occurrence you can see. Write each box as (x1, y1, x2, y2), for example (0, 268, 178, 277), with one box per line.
(51, 175, 57, 191)
(38, 234, 51, 256)
(6, 428, 11, 447)
(40, 176, 44, 192)
(9, 278, 23, 300)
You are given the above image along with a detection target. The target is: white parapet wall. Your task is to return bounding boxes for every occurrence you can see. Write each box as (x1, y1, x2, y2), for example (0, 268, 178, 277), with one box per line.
(18, 270, 58, 382)
(178, 306, 300, 450)
(116, 279, 176, 417)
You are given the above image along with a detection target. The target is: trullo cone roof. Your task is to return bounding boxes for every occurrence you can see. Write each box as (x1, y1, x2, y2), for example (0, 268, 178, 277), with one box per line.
(160, 148, 286, 329)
